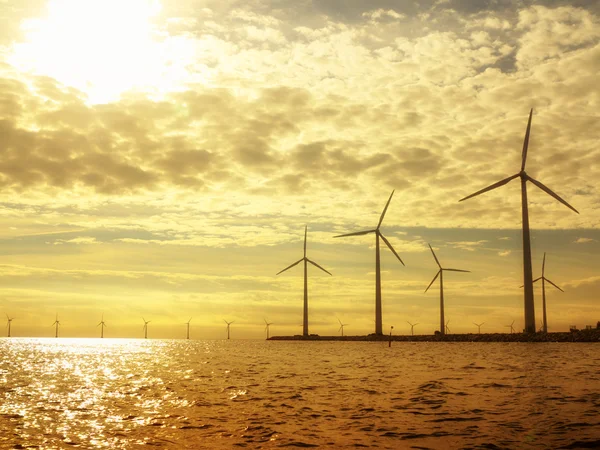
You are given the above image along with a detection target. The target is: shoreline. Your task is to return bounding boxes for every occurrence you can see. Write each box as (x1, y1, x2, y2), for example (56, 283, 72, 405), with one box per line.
(269, 329, 600, 342)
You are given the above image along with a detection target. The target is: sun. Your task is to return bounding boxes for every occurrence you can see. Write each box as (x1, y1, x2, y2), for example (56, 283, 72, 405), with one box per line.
(9, 0, 195, 104)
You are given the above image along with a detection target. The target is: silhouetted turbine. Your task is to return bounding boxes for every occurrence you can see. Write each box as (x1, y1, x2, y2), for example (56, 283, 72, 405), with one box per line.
(459, 109, 578, 333)
(264, 319, 273, 340)
(445, 320, 451, 334)
(97, 314, 107, 338)
(473, 322, 485, 334)
(186, 318, 192, 340)
(277, 225, 331, 337)
(224, 319, 234, 340)
(142, 318, 150, 339)
(52, 314, 60, 338)
(534, 253, 563, 334)
(337, 318, 348, 337)
(505, 320, 516, 334)
(424, 244, 470, 336)
(406, 321, 418, 336)
(335, 191, 404, 335)
(6, 314, 14, 338)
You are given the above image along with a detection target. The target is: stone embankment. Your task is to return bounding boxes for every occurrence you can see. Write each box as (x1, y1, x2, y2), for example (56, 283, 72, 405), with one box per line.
(269, 329, 600, 342)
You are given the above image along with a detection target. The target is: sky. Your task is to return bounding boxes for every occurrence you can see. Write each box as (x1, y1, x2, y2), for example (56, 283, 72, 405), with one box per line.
(0, 0, 599, 339)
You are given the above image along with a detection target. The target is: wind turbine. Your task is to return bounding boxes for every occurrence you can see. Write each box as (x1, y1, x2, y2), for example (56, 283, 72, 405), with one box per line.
(534, 253, 563, 334)
(264, 319, 273, 340)
(6, 314, 14, 337)
(445, 320, 451, 334)
(473, 322, 485, 334)
(97, 314, 107, 338)
(186, 318, 192, 340)
(142, 318, 150, 339)
(224, 319, 233, 340)
(334, 190, 405, 335)
(459, 109, 578, 333)
(277, 225, 331, 337)
(52, 314, 60, 338)
(424, 244, 470, 336)
(337, 318, 348, 337)
(505, 320, 516, 334)
(406, 321, 418, 336)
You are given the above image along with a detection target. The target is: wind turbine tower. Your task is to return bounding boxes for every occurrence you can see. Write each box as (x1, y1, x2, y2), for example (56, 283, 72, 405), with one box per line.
(473, 322, 485, 334)
(425, 244, 470, 335)
(335, 191, 405, 335)
(186, 318, 192, 340)
(337, 318, 348, 337)
(277, 226, 332, 337)
(534, 253, 563, 334)
(142, 318, 150, 339)
(459, 109, 578, 333)
(52, 314, 60, 338)
(6, 314, 14, 337)
(264, 319, 273, 340)
(407, 321, 418, 336)
(224, 320, 233, 340)
(98, 314, 107, 338)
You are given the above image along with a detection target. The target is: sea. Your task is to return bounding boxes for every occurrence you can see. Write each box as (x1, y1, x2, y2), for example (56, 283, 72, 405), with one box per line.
(0, 339, 598, 449)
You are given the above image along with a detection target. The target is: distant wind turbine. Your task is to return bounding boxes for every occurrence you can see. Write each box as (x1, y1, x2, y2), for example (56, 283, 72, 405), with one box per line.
(505, 320, 516, 334)
(425, 244, 470, 336)
(52, 314, 60, 338)
(97, 314, 107, 338)
(264, 319, 273, 340)
(473, 322, 485, 334)
(534, 253, 563, 334)
(142, 318, 150, 339)
(406, 321, 418, 336)
(334, 190, 404, 335)
(337, 318, 348, 337)
(277, 225, 331, 337)
(459, 109, 578, 333)
(186, 317, 192, 340)
(224, 319, 234, 340)
(445, 320, 451, 334)
(6, 314, 14, 338)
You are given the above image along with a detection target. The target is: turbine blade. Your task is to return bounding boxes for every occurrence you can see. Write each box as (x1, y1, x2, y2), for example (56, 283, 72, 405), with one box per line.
(379, 232, 405, 266)
(443, 268, 471, 273)
(276, 258, 303, 275)
(526, 175, 579, 214)
(521, 108, 533, 171)
(425, 270, 441, 293)
(377, 190, 395, 229)
(304, 225, 307, 258)
(459, 173, 519, 202)
(533, 277, 542, 283)
(542, 252, 546, 276)
(334, 229, 377, 238)
(307, 258, 332, 275)
(428, 243, 441, 268)
(544, 278, 564, 292)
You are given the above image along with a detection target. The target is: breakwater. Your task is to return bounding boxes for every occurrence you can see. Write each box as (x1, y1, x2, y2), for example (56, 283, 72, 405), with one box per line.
(269, 329, 600, 342)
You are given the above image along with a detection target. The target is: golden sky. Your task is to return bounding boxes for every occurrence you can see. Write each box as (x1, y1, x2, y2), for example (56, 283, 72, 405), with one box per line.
(1, 0, 599, 338)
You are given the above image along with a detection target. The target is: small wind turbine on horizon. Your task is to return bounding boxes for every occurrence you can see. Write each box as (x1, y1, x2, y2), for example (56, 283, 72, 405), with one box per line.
(445, 320, 451, 334)
(425, 244, 470, 336)
(52, 314, 60, 338)
(186, 317, 192, 340)
(6, 314, 14, 337)
(534, 253, 563, 334)
(264, 319, 273, 340)
(276, 225, 331, 337)
(335, 190, 405, 335)
(142, 318, 150, 339)
(473, 322, 485, 334)
(224, 319, 234, 340)
(505, 320, 516, 334)
(459, 109, 578, 333)
(97, 314, 107, 338)
(337, 318, 348, 337)
(407, 321, 418, 336)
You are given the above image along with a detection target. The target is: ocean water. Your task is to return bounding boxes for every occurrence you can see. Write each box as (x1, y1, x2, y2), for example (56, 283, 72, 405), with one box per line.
(0, 339, 598, 449)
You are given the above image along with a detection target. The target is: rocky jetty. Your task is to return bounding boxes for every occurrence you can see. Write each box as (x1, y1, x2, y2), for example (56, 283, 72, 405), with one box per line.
(269, 329, 600, 342)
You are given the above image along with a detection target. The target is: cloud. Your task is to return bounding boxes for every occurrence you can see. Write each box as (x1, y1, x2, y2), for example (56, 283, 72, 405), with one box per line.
(498, 250, 511, 256)
(574, 237, 596, 244)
